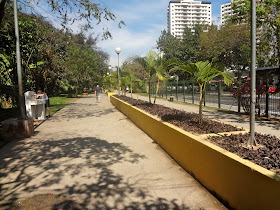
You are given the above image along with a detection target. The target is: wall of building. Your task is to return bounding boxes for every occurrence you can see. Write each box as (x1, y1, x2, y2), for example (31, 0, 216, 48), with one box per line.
(168, 0, 211, 38)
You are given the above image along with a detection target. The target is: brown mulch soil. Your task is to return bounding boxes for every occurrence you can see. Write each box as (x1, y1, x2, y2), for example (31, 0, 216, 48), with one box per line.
(115, 95, 280, 176)
(207, 133, 280, 175)
(116, 95, 243, 135)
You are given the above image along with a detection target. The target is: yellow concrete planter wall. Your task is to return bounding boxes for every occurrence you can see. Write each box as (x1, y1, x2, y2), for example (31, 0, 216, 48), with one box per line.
(107, 92, 117, 97)
(110, 96, 280, 210)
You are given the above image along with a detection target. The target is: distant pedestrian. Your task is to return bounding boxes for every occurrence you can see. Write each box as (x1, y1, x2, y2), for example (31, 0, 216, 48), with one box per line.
(94, 85, 102, 103)
(36, 89, 51, 117)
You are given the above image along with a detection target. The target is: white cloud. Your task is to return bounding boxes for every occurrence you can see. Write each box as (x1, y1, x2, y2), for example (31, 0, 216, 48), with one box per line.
(99, 23, 166, 67)
(95, 0, 169, 67)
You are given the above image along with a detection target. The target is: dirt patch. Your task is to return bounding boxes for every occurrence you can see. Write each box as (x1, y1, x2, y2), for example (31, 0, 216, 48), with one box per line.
(115, 95, 280, 176)
(116, 95, 243, 135)
(10, 194, 81, 210)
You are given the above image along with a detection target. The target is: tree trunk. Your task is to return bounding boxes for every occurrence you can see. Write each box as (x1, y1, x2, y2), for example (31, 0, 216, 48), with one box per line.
(153, 79, 160, 104)
(199, 85, 204, 125)
(257, 94, 261, 116)
(130, 83, 133, 98)
(0, 0, 7, 26)
(148, 80, 151, 103)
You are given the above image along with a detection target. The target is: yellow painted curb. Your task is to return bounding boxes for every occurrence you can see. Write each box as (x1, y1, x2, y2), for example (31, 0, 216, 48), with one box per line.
(107, 92, 117, 97)
(111, 96, 280, 210)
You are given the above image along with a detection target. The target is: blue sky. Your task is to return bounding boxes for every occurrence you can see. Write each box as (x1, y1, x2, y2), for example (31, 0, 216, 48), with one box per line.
(27, 0, 231, 67)
(95, 0, 231, 67)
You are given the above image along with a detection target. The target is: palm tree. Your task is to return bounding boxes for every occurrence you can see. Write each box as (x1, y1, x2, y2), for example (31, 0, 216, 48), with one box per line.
(153, 58, 179, 104)
(124, 73, 140, 98)
(171, 61, 234, 125)
(134, 51, 158, 103)
(135, 50, 178, 104)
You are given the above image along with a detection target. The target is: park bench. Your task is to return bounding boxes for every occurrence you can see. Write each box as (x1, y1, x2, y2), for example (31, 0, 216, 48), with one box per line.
(169, 96, 175, 102)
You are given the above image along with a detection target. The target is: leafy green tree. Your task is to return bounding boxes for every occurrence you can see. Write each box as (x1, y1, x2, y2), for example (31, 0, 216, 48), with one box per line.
(156, 30, 182, 61)
(0, 10, 109, 97)
(65, 44, 99, 95)
(0, 0, 125, 38)
(199, 23, 251, 78)
(157, 25, 203, 64)
(171, 61, 234, 125)
(230, 0, 280, 66)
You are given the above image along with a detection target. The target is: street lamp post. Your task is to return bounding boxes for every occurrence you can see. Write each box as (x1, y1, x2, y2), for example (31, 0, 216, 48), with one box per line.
(108, 66, 112, 91)
(248, 0, 257, 146)
(14, 0, 25, 119)
(115, 48, 121, 95)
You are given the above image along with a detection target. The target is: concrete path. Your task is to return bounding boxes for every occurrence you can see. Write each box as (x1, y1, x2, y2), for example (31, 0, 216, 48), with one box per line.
(133, 94, 280, 138)
(0, 94, 226, 209)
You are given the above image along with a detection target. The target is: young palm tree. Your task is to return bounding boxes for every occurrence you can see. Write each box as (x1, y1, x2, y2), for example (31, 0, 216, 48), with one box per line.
(171, 61, 234, 125)
(135, 50, 178, 104)
(134, 51, 158, 103)
(124, 73, 139, 98)
(153, 57, 179, 104)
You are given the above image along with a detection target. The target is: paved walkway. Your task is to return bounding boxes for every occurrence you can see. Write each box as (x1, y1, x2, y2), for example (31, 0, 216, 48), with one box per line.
(133, 94, 280, 138)
(0, 94, 226, 209)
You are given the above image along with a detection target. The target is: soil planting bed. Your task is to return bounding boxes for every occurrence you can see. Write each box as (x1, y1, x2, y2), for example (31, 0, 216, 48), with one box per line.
(114, 95, 280, 175)
(207, 133, 280, 175)
(116, 95, 243, 134)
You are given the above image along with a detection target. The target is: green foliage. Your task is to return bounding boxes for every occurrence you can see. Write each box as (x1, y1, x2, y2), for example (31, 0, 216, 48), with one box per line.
(135, 51, 164, 103)
(156, 25, 204, 64)
(171, 61, 234, 124)
(0, 0, 125, 39)
(199, 23, 250, 76)
(0, 11, 110, 105)
(230, 0, 280, 66)
(0, 54, 12, 85)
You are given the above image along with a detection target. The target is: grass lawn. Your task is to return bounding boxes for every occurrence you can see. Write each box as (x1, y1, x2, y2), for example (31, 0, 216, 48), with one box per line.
(49, 96, 79, 115)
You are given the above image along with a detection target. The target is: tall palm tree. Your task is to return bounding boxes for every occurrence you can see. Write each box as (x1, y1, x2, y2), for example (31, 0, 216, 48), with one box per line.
(171, 61, 234, 125)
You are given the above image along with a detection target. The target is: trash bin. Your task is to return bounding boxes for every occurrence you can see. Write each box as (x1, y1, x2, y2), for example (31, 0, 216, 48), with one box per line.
(24, 91, 46, 120)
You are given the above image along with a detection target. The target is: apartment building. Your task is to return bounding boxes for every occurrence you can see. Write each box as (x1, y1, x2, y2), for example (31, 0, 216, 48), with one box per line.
(221, 1, 233, 25)
(167, 0, 212, 38)
(221, 0, 263, 25)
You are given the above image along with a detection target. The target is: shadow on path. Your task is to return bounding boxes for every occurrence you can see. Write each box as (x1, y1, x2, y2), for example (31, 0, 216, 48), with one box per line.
(51, 103, 114, 120)
(0, 136, 192, 209)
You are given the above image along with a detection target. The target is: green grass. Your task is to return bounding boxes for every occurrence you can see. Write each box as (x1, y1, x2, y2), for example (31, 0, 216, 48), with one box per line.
(49, 96, 79, 115)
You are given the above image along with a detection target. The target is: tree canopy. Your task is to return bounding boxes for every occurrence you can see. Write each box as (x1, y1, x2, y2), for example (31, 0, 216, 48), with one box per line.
(230, 0, 280, 66)
(0, 0, 125, 38)
(0, 11, 109, 98)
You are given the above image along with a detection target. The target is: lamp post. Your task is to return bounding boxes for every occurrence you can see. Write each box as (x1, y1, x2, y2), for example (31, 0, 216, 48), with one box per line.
(108, 66, 112, 91)
(115, 48, 121, 95)
(14, 0, 25, 119)
(248, 0, 257, 146)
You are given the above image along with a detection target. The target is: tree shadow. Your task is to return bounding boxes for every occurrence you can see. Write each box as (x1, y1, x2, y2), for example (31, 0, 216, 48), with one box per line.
(51, 103, 114, 120)
(0, 137, 194, 209)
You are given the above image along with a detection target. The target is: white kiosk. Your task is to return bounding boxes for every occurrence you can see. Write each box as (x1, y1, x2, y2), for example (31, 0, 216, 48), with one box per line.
(24, 91, 46, 120)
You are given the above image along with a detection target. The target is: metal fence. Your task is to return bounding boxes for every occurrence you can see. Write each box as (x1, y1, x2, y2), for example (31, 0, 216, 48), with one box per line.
(151, 81, 280, 118)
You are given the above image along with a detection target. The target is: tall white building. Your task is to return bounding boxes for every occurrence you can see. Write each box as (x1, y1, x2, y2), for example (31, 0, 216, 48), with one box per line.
(167, 0, 212, 38)
(221, 1, 233, 25)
